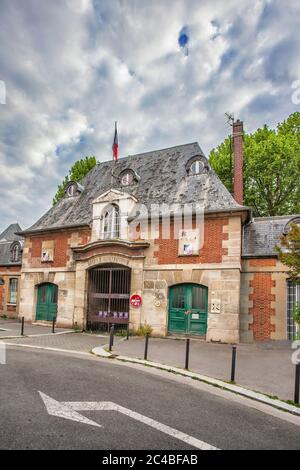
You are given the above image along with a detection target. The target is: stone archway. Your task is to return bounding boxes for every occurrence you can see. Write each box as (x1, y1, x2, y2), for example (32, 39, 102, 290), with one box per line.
(72, 251, 145, 331)
(87, 263, 131, 331)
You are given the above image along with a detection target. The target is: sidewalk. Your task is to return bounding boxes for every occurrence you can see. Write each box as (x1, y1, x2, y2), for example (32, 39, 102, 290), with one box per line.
(0, 318, 108, 352)
(0, 318, 70, 338)
(112, 337, 295, 401)
(4, 333, 109, 353)
(1, 318, 296, 403)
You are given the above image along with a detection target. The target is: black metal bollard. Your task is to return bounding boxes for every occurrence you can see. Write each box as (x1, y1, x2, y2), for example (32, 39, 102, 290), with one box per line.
(109, 324, 114, 352)
(21, 316, 24, 336)
(185, 338, 190, 370)
(231, 345, 237, 382)
(294, 363, 300, 404)
(52, 317, 56, 334)
(126, 323, 129, 340)
(144, 333, 149, 360)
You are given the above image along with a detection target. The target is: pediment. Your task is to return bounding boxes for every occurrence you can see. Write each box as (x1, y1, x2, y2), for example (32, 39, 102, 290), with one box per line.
(92, 189, 138, 204)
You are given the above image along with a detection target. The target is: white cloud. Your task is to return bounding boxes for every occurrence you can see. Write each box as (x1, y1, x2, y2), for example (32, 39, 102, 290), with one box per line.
(0, 0, 300, 230)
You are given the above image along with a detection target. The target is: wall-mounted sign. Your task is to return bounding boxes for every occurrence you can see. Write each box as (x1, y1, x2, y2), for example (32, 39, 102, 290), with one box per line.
(130, 294, 142, 308)
(41, 240, 55, 262)
(178, 229, 199, 256)
(211, 299, 221, 314)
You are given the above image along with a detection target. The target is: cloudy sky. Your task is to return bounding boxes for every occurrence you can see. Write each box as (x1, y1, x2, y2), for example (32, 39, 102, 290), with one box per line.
(0, 0, 300, 231)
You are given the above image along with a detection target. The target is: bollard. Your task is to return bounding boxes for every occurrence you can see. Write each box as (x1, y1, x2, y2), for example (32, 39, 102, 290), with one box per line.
(185, 338, 190, 370)
(126, 323, 129, 340)
(231, 345, 237, 382)
(144, 333, 149, 360)
(52, 317, 56, 334)
(21, 316, 24, 336)
(109, 324, 114, 352)
(294, 363, 300, 404)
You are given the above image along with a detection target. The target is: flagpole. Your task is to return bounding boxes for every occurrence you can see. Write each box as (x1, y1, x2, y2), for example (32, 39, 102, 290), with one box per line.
(111, 121, 118, 188)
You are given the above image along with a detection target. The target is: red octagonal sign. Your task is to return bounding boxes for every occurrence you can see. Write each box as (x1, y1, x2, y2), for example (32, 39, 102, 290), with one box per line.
(130, 294, 142, 308)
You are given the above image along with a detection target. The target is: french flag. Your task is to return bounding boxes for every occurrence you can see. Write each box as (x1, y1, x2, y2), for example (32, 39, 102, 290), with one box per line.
(112, 121, 118, 161)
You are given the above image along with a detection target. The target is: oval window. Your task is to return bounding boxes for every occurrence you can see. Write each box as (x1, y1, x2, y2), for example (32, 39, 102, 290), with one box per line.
(189, 160, 204, 175)
(66, 184, 77, 197)
(120, 171, 134, 186)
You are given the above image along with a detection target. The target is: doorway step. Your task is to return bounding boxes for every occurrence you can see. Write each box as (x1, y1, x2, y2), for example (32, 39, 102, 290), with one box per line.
(166, 333, 206, 341)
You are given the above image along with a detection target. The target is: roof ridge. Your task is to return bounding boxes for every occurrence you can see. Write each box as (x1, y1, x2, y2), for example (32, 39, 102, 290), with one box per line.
(0, 222, 22, 241)
(95, 142, 202, 166)
(252, 214, 300, 222)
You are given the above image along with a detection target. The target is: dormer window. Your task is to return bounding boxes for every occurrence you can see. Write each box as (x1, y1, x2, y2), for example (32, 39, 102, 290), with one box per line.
(10, 242, 20, 262)
(119, 169, 136, 187)
(65, 181, 84, 197)
(283, 217, 300, 234)
(67, 183, 76, 197)
(102, 204, 120, 239)
(188, 159, 205, 175)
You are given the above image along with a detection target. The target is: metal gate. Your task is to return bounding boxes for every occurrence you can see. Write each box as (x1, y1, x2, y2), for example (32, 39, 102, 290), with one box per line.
(87, 264, 131, 331)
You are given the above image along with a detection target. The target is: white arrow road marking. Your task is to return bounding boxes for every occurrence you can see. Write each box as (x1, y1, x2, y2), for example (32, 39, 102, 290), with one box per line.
(38, 392, 102, 428)
(39, 392, 218, 450)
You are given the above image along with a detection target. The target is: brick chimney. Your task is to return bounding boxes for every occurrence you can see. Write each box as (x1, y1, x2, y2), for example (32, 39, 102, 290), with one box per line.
(233, 119, 244, 205)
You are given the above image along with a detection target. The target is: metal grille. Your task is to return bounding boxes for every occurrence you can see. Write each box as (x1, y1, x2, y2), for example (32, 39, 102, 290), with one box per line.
(287, 281, 299, 340)
(87, 265, 131, 331)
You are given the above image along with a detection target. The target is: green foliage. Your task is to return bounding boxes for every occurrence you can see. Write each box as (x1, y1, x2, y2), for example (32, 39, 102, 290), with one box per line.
(52, 156, 97, 205)
(276, 223, 300, 282)
(209, 112, 300, 216)
(292, 302, 300, 326)
(136, 323, 153, 336)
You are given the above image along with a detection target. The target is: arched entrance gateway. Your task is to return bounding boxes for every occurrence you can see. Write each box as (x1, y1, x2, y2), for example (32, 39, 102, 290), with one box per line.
(87, 264, 131, 331)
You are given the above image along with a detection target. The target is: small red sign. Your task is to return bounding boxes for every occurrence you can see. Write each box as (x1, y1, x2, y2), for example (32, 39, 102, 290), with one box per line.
(130, 294, 142, 308)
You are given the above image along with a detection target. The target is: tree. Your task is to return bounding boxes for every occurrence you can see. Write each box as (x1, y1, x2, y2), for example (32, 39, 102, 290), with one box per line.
(276, 223, 300, 283)
(209, 112, 300, 216)
(53, 156, 97, 205)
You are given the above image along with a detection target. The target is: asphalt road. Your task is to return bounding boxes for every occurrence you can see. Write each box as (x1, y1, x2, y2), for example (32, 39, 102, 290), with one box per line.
(1, 346, 300, 450)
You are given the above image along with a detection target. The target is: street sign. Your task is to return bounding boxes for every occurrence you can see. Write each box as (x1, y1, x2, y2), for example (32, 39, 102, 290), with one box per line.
(39, 391, 217, 450)
(130, 294, 142, 308)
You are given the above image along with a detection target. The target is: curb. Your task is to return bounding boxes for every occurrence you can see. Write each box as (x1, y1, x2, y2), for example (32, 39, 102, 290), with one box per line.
(92, 346, 112, 357)
(4, 342, 91, 356)
(0, 330, 75, 340)
(91, 346, 300, 417)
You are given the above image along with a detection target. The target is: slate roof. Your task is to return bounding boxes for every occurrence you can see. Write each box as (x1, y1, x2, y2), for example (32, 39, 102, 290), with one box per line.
(0, 223, 23, 266)
(242, 215, 300, 257)
(21, 142, 248, 234)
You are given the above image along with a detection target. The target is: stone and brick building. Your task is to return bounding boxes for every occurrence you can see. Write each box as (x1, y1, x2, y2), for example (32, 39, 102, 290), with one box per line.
(0, 223, 23, 318)
(16, 121, 299, 342)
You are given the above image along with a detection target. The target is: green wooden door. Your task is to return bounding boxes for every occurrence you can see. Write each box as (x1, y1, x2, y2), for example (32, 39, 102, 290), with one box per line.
(168, 284, 208, 335)
(36, 283, 58, 321)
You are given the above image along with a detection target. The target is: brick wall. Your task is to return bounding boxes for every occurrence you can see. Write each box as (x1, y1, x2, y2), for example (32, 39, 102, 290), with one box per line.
(28, 229, 91, 268)
(249, 259, 276, 267)
(0, 266, 22, 317)
(154, 218, 228, 264)
(0, 284, 3, 310)
(249, 268, 276, 341)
